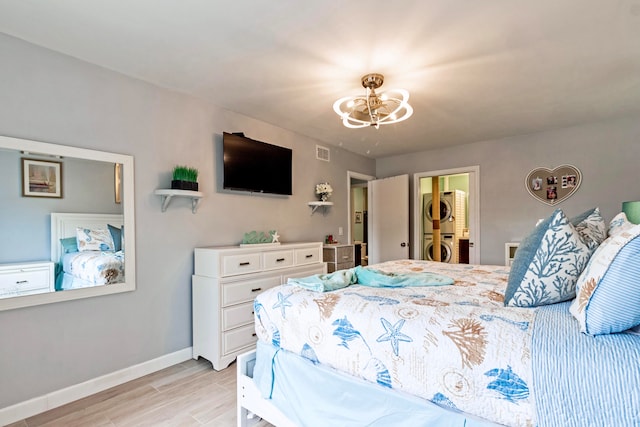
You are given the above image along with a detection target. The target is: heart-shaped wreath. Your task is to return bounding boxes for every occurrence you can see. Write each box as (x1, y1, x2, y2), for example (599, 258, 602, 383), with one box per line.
(525, 164, 581, 206)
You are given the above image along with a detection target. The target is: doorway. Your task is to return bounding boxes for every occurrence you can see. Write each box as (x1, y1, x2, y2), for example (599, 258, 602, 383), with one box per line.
(413, 166, 480, 264)
(347, 171, 375, 266)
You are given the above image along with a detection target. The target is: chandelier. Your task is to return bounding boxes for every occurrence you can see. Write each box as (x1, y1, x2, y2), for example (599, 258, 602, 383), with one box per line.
(333, 73, 413, 129)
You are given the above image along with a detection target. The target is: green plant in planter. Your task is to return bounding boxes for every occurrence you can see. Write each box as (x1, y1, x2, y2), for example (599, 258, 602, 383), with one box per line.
(171, 165, 199, 191)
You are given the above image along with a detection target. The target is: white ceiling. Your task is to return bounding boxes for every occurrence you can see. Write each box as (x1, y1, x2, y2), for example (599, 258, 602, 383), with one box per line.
(1, 0, 639, 158)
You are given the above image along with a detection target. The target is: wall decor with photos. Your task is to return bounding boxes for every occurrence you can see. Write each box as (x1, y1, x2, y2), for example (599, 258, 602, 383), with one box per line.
(22, 158, 63, 198)
(525, 164, 581, 206)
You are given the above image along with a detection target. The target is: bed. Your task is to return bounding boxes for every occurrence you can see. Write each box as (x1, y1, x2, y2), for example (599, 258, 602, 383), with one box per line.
(237, 208, 640, 427)
(50, 212, 125, 290)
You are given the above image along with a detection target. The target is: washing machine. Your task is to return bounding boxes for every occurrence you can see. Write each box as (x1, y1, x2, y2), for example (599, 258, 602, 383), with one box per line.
(423, 190, 466, 235)
(423, 234, 456, 263)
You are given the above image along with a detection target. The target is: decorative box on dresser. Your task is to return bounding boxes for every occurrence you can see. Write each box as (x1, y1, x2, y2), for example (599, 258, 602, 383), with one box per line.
(192, 242, 326, 370)
(0, 261, 55, 298)
(323, 244, 355, 273)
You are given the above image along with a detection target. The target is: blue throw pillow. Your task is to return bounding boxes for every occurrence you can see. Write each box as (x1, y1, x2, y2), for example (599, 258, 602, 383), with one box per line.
(60, 237, 78, 253)
(570, 223, 640, 335)
(505, 209, 592, 307)
(108, 224, 122, 252)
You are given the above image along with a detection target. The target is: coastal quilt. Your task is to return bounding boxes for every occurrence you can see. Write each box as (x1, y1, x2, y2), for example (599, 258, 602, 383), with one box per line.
(62, 250, 125, 285)
(254, 260, 537, 426)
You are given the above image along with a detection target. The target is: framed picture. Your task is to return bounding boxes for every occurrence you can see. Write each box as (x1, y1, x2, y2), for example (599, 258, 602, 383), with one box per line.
(115, 163, 122, 204)
(22, 158, 63, 198)
(355, 211, 362, 224)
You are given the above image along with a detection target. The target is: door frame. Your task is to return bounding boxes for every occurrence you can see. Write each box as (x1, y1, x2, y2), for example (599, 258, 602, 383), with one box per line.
(413, 166, 480, 264)
(346, 171, 375, 245)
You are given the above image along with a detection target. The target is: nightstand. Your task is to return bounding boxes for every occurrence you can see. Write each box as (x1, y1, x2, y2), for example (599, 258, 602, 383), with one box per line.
(0, 261, 55, 298)
(323, 244, 355, 273)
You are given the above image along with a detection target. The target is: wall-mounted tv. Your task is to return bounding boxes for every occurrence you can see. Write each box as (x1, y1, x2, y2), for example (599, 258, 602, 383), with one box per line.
(222, 132, 293, 196)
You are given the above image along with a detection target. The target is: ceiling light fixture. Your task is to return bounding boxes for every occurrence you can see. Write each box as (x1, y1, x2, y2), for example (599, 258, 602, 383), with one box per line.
(333, 73, 413, 129)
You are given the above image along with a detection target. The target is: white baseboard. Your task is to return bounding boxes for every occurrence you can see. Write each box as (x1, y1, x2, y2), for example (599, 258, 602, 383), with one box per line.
(0, 347, 193, 426)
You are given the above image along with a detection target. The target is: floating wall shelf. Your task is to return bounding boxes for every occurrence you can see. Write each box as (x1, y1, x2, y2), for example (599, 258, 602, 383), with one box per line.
(308, 201, 333, 215)
(155, 189, 203, 213)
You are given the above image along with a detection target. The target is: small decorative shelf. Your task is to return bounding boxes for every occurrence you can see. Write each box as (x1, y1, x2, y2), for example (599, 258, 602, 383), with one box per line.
(308, 201, 333, 215)
(155, 189, 203, 213)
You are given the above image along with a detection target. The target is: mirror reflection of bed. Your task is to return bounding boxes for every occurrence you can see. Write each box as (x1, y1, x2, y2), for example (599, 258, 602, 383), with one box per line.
(0, 134, 135, 312)
(51, 213, 125, 291)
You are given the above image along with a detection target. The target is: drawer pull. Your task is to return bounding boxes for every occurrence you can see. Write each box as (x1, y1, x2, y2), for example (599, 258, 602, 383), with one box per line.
(251, 287, 262, 292)
(276, 258, 286, 262)
(16, 280, 28, 284)
(305, 254, 313, 258)
(252, 333, 257, 337)
(342, 255, 350, 259)
(239, 262, 251, 266)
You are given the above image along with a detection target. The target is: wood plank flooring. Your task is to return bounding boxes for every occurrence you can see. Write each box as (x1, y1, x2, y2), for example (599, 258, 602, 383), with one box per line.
(7, 358, 274, 427)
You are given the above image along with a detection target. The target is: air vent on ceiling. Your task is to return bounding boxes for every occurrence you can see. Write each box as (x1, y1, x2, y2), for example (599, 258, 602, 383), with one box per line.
(316, 145, 330, 162)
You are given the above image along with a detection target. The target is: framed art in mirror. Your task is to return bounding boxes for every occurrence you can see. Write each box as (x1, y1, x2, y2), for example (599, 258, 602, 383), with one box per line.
(22, 158, 63, 198)
(0, 135, 136, 311)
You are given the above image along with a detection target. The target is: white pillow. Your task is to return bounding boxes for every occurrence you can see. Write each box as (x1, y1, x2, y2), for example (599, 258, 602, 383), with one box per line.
(76, 227, 115, 252)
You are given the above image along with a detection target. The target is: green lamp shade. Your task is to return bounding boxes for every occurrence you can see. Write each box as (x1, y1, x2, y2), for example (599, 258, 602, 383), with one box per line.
(622, 201, 640, 225)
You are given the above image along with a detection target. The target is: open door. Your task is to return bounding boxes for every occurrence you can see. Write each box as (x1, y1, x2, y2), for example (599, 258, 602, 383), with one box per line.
(368, 174, 409, 264)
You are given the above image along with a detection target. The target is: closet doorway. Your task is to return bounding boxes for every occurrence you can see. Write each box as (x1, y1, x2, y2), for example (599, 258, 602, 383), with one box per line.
(413, 166, 480, 264)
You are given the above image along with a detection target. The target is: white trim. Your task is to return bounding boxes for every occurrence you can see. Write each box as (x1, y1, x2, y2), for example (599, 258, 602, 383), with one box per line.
(0, 347, 193, 426)
(413, 166, 480, 263)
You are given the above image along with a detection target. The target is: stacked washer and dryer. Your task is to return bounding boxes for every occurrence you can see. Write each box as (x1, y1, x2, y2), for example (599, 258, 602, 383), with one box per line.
(423, 190, 466, 263)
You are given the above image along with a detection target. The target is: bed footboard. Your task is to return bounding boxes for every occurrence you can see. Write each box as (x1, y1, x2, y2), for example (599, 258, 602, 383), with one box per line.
(236, 350, 296, 427)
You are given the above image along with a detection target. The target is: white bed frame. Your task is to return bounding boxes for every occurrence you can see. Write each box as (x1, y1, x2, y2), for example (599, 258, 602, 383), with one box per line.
(237, 350, 296, 427)
(50, 212, 124, 263)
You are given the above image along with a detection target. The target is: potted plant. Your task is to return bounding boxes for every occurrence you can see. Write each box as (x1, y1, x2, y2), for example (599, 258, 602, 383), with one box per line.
(171, 165, 199, 191)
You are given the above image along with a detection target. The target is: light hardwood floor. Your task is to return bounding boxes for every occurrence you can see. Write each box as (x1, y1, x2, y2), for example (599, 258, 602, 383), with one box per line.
(7, 358, 274, 427)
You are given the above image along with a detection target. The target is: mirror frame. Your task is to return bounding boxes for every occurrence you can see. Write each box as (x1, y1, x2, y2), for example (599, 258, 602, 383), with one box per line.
(0, 135, 136, 311)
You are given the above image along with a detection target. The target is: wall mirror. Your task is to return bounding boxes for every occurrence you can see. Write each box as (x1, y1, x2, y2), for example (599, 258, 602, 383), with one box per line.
(0, 135, 135, 311)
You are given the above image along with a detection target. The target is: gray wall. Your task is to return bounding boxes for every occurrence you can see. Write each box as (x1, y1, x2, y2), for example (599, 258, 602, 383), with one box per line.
(0, 34, 375, 409)
(377, 115, 640, 265)
(0, 150, 120, 263)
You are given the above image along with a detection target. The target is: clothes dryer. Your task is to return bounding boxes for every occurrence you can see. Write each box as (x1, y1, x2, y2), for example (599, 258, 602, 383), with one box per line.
(423, 191, 466, 235)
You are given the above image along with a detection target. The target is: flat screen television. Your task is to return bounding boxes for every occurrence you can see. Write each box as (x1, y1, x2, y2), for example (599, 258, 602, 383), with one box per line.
(222, 132, 293, 195)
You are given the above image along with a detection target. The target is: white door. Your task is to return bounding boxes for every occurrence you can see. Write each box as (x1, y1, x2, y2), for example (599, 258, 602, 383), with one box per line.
(368, 174, 409, 264)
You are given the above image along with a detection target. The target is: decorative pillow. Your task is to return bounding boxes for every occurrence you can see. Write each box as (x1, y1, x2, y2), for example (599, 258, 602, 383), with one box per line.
(60, 237, 78, 254)
(607, 212, 636, 237)
(569, 223, 640, 335)
(569, 207, 606, 250)
(505, 209, 592, 307)
(108, 224, 122, 252)
(76, 227, 115, 252)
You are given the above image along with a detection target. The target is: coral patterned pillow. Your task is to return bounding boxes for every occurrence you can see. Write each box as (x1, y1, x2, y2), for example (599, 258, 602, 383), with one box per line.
(505, 209, 593, 307)
(570, 222, 640, 335)
(569, 207, 606, 250)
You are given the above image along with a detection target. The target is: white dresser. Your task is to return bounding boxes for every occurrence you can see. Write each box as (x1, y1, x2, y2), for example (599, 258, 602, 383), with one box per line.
(0, 261, 55, 299)
(192, 242, 326, 370)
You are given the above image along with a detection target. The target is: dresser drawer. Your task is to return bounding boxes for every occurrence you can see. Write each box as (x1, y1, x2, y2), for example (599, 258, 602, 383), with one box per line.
(263, 250, 294, 270)
(222, 324, 257, 355)
(221, 253, 262, 276)
(0, 268, 51, 296)
(295, 246, 322, 265)
(222, 302, 255, 331)
(222, 276, 282, 306)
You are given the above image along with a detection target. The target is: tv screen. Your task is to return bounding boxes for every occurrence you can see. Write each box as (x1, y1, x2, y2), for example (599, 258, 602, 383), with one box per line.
(222, 132, 293, 195)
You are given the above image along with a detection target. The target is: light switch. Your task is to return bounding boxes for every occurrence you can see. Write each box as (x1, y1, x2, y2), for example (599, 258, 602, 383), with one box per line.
(338, 227, 343, 236)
